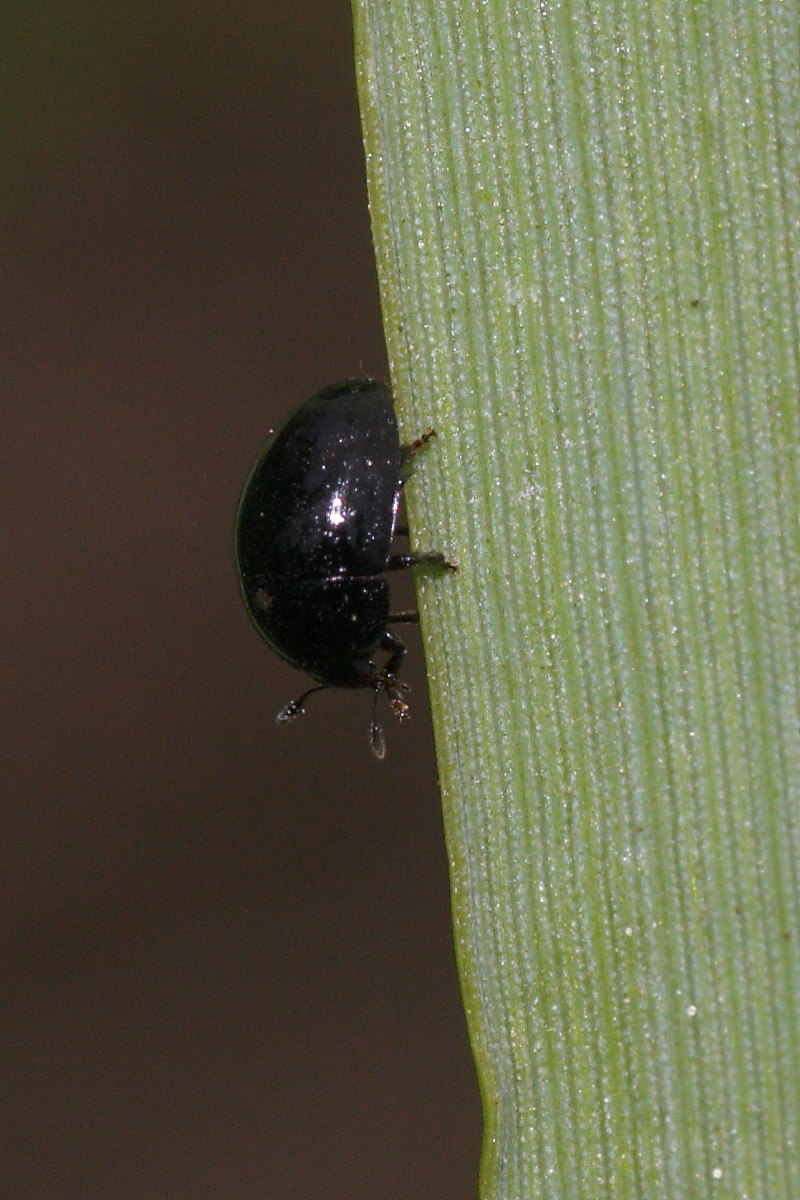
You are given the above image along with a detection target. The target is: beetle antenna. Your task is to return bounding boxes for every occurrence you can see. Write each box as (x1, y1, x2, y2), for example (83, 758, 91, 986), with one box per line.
(276, 685, 327, 725)
(369, 686, 386, 760)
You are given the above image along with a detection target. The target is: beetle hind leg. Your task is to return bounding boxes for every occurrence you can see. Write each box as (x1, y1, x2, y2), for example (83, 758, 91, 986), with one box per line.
(369, 685, 387, 759)
(369, 679, 410, 759)
(368, 629, 415, 758)
(378, 628, 407, 679)
(377, 629, 410, 720)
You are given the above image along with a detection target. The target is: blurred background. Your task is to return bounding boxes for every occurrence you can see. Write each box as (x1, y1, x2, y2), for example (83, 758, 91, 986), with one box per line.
(2, 3, 479, 1197)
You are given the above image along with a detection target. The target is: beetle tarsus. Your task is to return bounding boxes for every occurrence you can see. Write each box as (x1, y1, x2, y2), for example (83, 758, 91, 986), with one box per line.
(388, 550, 457, 572)
(369, 686, 387, 759)
(389, 691, 411, 722)
(380, 674, 410, 722)
(276, 700, 304, 725)
(370, 722, 387, 760)
(275, 684, 327, 725)
(400, 427, 436, 463)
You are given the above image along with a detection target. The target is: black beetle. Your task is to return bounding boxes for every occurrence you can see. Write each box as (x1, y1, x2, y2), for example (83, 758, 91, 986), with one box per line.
(235, 378, 455, 758)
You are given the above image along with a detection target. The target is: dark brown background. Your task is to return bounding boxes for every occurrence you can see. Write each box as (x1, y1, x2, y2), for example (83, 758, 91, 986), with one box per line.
(3, 3, 480, 1196)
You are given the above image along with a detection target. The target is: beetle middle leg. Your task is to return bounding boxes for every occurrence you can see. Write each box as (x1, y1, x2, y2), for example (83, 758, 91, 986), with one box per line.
(387, 553, 458, 623)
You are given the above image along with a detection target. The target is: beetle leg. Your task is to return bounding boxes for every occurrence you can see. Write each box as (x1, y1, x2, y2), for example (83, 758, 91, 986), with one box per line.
(375, 631, 411, 727)
(275, 684, 328, 725)
(393, 524, 410, 538)
(388, 611, 419, 624)
(385, 680, 410, 723)
(370, 686, 386, 759)
(388, 550, 458, 572)
(399, 427, 436, 467)
(379, 629, 407, 678)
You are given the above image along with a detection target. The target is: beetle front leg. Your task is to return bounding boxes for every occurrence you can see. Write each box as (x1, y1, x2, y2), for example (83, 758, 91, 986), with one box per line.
(399, 427, 436, 468)
(388, 550, 458, 571)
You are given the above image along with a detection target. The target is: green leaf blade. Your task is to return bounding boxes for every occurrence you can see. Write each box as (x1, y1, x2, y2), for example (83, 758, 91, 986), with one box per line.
(354, 1, 800, 1196)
